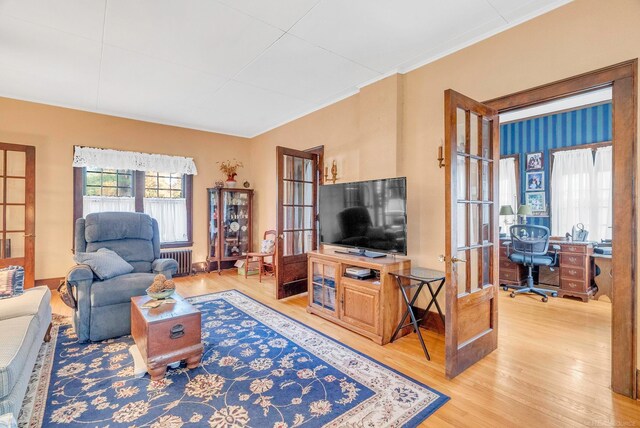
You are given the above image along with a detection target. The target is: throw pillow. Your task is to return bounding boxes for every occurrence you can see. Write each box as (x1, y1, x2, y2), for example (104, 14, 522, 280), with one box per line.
(0, 266, 24, 299)
(74, 248, 134, 280)
(260, 239, 275, 254)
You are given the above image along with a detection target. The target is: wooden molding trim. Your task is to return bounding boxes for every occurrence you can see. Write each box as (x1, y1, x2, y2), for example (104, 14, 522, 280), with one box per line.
(35, 277, 64, 290)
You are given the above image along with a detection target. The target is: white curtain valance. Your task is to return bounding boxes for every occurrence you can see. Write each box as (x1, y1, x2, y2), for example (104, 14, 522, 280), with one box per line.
(72, 146, 198, 175)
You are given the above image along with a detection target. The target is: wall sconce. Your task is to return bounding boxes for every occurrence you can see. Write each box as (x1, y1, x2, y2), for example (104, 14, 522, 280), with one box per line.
(437, 145, 445, 168)
(324, 159, 340, 184)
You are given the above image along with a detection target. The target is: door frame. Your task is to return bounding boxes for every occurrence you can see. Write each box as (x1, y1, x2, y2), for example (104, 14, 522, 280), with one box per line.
(484, 59, 638, 398)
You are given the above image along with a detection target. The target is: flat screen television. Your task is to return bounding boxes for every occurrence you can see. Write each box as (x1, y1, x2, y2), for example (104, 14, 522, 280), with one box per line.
(318, 177, 407, 256)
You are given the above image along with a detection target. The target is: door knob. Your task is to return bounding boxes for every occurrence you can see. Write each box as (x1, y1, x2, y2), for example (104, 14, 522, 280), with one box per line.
(451, 257, 467, 263)
(24, 234, 35, 238)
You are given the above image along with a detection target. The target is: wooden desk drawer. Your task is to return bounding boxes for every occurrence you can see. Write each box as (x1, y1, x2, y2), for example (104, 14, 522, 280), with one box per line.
(500, 247, 508, 257)
(560, 253, 585, 267)
(499, 258, 517, 269)
(560, 244, 586, 254)
(560, 279, 588, 293)
(561, 266, 585, 281)
(500, 269, 519, 282)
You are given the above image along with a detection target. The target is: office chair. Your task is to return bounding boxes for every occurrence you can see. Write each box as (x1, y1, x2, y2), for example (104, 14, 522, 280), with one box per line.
(502, 224, 560, 302)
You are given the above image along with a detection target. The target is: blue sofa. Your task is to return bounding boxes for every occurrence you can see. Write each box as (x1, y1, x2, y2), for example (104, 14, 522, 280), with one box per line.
(68, 212, 178, 342)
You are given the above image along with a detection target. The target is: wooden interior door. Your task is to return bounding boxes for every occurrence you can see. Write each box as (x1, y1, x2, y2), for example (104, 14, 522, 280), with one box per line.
(444, 90, 499, 378)
(0, 143, 35, 287)
(276, 146, 318, 299)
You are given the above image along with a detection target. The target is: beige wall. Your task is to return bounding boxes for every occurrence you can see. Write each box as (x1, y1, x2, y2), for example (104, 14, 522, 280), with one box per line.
(249, 0, 640, 363)
(0, 97, 251, 279)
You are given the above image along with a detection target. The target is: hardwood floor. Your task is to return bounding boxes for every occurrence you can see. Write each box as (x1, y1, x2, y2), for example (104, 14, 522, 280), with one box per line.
(50, 273, 640, 427)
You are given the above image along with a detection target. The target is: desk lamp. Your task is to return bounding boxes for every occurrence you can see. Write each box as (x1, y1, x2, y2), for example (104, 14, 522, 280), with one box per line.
(499, 205, 515, 235)
(517, 204, 532, 224)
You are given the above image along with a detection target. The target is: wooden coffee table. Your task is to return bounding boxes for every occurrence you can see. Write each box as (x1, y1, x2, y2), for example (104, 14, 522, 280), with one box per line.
(131, 293, 203, 380)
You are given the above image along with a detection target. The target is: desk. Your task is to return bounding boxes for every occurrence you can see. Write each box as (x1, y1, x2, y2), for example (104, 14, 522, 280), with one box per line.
(592, 254, 612, 301)
(389, 267, 445, 361)
(499, 239, 596, 302)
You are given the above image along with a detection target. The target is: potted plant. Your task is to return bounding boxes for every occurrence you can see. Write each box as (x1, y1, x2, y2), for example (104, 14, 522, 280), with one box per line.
(218, 159, 243, 188)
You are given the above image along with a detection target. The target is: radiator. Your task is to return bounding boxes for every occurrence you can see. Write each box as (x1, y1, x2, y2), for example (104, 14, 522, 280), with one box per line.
(160, 249, 192, 277)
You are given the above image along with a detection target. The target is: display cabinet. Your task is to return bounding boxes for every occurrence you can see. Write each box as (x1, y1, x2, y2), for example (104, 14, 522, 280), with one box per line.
(207, 188, 253, 273)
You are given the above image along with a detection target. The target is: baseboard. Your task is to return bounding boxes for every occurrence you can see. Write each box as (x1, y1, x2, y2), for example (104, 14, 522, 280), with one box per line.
(35, 277, 64, 290)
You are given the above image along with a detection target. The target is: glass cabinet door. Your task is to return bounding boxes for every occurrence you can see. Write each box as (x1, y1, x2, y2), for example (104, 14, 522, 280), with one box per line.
(222, 190, 250, 258)
(311, 261, 337, 314)
(209, 189, 219, 258)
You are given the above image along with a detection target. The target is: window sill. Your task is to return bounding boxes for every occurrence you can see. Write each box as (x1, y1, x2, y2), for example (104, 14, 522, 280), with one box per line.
(161, 241, 193, 249)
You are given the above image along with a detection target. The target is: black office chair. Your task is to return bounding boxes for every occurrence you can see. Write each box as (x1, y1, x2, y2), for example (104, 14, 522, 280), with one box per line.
(502, 224, 560, 302)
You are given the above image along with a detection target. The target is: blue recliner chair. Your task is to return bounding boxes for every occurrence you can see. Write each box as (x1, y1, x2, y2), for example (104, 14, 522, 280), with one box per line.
(68, 212, 178, 342)
(502, 224, 560, 302)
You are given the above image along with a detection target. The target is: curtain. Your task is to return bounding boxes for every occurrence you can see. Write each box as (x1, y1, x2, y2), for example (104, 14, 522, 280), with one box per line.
(499, 157, 517, 233)
(73, 146, 198, 175)
(83, 196, 135, 216)
(144, 198, 188, 243)
(550, 149, 594, 238)
(592, 146, 613, 242)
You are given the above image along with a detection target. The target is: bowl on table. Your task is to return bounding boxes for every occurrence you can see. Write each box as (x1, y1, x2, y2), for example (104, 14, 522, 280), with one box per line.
(146, 287, 175, 300)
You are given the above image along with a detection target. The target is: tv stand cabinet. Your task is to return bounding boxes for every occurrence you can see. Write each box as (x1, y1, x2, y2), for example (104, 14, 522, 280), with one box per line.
(307, 249, 410, 345)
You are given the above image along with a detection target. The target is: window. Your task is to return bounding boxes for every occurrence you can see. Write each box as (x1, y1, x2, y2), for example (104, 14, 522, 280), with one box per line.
(499, 156, 518, 234)
(85, 168, 134, 197)
(144, 172, 184, 198)
(550, 144, 612, 242)
(74, 168, 192, 247)
(143, 171, 188, 244)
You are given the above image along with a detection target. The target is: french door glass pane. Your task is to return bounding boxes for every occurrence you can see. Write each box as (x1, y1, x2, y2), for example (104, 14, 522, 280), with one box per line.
(6, 178, 25, 204)
(470, 113, 479, 156)
(304, 183, 313, 205)
(304, 207, 313, 229)
(284, 155, 294, 180)
(482, 246, 491, 286)
(304, 230, 313, 253)
(470, 204, 479, 246)
(482, 204, 491, 243)
(456, 108, 466, 152)
(482, 162, 490, 201)
(0, 151, 4, 175)
(457, 156, 466, 198)
(294, 182, 303, 205)
(283, 181, 293, 204)
(294, 157, 303, 180)
(6, 151, 25, 177)
(5, 232, 24, 258)
(470, 159, 479, 200)
(304, 159, 313, 182)
(457, 203, 466, 248)
(482, 118, 492, 158)
(6, 205, 24, 230)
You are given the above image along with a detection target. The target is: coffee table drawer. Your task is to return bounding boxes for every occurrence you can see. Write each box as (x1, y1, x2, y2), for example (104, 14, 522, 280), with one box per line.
(148, 313, 201, 357)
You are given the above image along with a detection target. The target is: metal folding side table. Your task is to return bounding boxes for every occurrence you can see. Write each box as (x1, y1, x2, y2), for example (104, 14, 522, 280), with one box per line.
(389, 267, 446, 361)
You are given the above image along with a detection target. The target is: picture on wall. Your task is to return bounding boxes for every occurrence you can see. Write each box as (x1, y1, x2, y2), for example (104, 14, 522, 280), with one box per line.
(525, 151, 544, 171)
(526, 171, 545, 191)
(525, 191, 546, 213)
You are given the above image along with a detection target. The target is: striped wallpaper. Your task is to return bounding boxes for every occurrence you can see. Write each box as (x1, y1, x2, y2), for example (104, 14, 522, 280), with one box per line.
(499, 102, 612, 228)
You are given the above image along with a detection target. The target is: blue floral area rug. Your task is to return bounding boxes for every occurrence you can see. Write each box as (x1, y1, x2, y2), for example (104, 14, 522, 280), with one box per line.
(21, 290, 448, 427)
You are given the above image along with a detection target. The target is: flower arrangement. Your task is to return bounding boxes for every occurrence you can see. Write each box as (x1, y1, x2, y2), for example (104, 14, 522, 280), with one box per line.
(218, 159, 243, 181)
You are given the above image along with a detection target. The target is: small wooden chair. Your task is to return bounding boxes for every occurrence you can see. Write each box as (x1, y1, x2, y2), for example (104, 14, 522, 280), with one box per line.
(245, 230, 276, 282)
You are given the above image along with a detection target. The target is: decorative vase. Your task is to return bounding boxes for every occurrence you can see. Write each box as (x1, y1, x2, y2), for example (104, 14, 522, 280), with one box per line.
(226, 173, 237, 188)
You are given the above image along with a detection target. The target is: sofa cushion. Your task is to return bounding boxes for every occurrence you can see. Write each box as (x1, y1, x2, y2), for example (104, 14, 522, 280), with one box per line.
(84, 212, 154, 243)
(0, 287, 50, 322)
(74, 248, 134, 281)
(90, 273, 155, 308)
(0, 316, 39, 400)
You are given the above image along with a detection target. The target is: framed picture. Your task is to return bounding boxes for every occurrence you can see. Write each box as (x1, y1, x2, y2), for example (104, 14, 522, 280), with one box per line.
(526, 152, 544, 171)
(525, 171, 545, 191)
(525, 191, 546, 213)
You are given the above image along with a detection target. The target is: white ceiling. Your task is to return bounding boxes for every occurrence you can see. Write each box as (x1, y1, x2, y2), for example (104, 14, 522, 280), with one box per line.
(0, 0, 572, 138)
